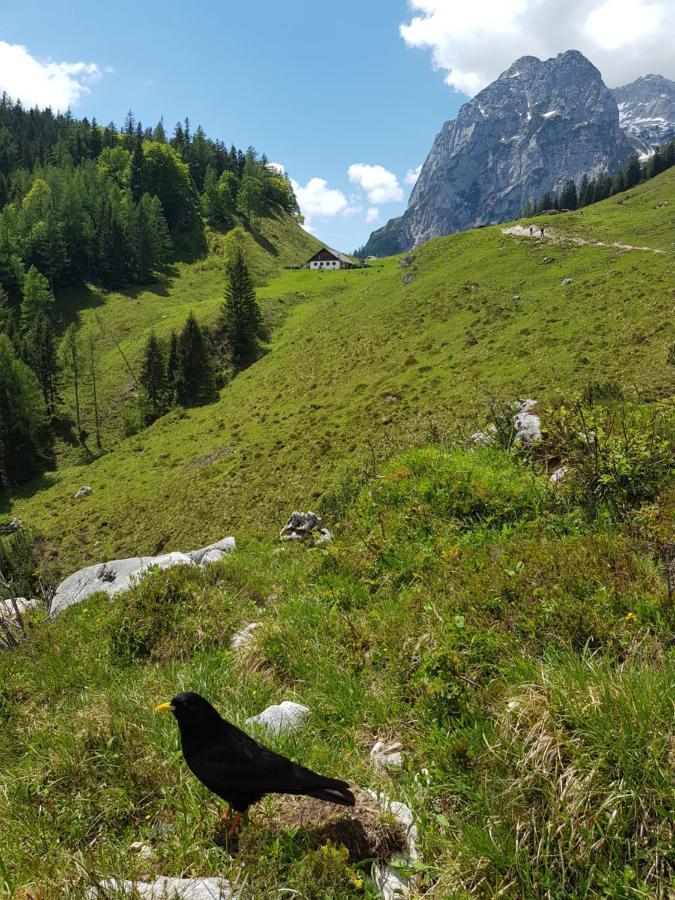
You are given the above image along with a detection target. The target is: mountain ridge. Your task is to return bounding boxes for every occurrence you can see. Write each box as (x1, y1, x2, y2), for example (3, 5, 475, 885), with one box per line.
(363, 51, 672, 256)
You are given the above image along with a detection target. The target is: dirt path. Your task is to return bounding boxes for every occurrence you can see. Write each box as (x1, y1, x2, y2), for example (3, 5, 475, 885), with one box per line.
(501, 224, 668, 255)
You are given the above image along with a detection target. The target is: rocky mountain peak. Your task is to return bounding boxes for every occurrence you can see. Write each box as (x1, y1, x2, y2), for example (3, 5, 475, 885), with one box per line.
(363, 50, 634, 257)
(612, 74, 675, 154)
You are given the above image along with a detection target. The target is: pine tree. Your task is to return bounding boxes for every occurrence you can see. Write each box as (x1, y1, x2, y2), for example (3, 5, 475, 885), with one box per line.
(625, 154, 641, 189)
(0, 333, 50, 486)
(610, 170, 625, 196)
(0, 284, 13, 333)
(219, 245, 262, 369)
(61, 324, 86, 448)
(139, 332, 168, 423)
(25, 313, 58, 413)
(130, 128, 145, 202)
(559, 180, 577, 211)
(153, 118, 167, 143)
(166, 330, 179, 403)
(20, 266, 54, 332)
(175, 312, 217, 406)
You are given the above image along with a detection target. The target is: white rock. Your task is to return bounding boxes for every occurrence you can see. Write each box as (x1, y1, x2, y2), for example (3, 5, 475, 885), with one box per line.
(513, 400, 542, 444)
(230, 622, 261, 650)
(129, 841, 155, 859)
(0, 597, 40, 622)
(550, 466, 568, 484)
(561, 277, 573, 285)
(245, 701, 310, 735)
(50, 537, 236, 616)
(50, 552, 195, 616)
(88, 877, 232, 899)
(371, 740, 404, 773)
(315, 528, 333, 545)
(74, 486, 92, 498)
(368, 791, 419, 900)
(188, 537, 236, 566)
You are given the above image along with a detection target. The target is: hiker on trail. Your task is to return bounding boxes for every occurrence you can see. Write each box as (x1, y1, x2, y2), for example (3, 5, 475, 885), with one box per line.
(540, 226, 545, 238)
(529, 226, 534, 237)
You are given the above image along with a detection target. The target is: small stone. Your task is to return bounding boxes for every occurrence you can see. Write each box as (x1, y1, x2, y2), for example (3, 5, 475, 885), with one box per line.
(542, 256, 555, 264)
(246, 701, 310, 736)
(230, 622, 261, 650)
(550, 466, 568, 484)
(402, 273, 414, 284)
(279, 511, 327, 544)
(129, 841, 155, 859)
(512, 294, 521, 301)
(88, 877, 232, 898)
(368, 790, 419, 900)
(371, 740, 404, 773)
(74, 486, 92, 498)
(561, 277, 573, 285)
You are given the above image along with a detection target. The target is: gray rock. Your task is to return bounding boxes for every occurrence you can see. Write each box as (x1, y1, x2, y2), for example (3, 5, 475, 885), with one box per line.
(188, 537, 236, 567)
(399, 254, 415, 268)
(512, 294, 521, 301)
(74, 486, 92, 498)
(129, 841, 155, 859)
(363, 51, 634, 255)
(514, 410, 542, 445)
(0, 597, 41, 628)
(542, 256, 556, 264)
(0, 518, 22, 535)
(245, 701, 310, 735)
(402, 273, 414, 284)
(561, 277, 573, 285)
(230, 622, 261, 650)
(50, 537, 236, 615)
(51, 552, 195, 615)
(279, 512, 331, 545)
(88, 877, 232, 899)
(550, 466, 568, 484)
(613, 74, 675, 154)
(368, 791, 419, 900)
(470, 426, 497, 446)
(371, 740, 404, 774)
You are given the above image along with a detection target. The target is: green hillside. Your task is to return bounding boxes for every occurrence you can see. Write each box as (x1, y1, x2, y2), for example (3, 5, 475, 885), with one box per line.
(4, 169, 674, 573)
(1, 169, 673, 899)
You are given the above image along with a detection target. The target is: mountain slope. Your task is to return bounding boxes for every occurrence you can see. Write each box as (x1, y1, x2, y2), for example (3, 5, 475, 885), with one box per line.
(4, 168, 673, 573)
(613, 73, 675, 154)
(364, 50, 635, 255)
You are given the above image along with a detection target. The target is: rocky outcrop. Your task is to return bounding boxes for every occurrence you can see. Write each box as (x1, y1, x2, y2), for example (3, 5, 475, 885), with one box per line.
(89, 877, 232, 898)
(613, 74, 675, 154)
(50, 537, 236, 616)
(279, 511, 333, 545)
(364, 50, 634, 255)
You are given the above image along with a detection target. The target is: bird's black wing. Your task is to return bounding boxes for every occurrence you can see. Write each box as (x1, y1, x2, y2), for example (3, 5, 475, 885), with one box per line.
(187, 721, 354, 805)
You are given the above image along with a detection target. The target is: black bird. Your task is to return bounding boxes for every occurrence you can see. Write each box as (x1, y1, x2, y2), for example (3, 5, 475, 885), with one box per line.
(155, 692, 355, 838)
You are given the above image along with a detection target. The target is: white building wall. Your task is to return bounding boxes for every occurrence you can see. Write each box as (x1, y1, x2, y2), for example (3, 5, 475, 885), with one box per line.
(309, 259, 340, 270)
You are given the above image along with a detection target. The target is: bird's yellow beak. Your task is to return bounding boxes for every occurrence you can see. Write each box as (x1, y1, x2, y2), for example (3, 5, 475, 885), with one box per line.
(154, 701, 175, 713)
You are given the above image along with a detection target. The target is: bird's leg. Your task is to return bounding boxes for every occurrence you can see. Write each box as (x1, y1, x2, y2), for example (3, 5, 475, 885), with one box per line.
(226, 810, 243, 840)
(221, 804, 232, 823)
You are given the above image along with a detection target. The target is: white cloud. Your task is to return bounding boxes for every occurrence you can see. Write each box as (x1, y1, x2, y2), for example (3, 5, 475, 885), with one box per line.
(291, 176, 360, 232)
(0, 41, 104, 110)
(405, 164, 423, 186)
(400, 0, 672, 96)
(266, 161, 286, 174)
(348, 163, 404, 204)
(366, 206, 380, 223)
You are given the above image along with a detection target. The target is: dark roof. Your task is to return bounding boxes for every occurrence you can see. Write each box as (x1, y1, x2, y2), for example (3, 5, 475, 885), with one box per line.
(307, 247, 355, 266)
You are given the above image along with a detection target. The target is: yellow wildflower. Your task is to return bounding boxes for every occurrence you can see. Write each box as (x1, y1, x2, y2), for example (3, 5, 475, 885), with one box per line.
(624, 612, 638, 624)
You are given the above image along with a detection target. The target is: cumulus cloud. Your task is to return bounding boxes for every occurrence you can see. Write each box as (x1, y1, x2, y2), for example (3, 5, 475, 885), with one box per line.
(348, 163, 404, 204)
(405, 164, 423, 186)
(291, 176, 360, 232)
(0, 41, 104, 110)
(400, 0, 672, 96)
(266, 161, 286, 174)
(366, 207, 380, 223)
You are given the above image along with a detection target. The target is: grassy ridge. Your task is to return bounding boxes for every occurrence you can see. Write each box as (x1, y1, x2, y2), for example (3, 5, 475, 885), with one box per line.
(4, 170, 674, 574)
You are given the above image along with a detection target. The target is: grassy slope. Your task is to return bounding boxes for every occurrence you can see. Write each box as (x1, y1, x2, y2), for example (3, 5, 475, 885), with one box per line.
(1, 444, 672, 897)
(6, 169, 674, 574)
(55, 210, 322, 451)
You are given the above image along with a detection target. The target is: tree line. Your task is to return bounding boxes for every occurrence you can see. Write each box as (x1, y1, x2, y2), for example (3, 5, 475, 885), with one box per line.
(0, 94, 294, 488)
(524, 138, 675, 215)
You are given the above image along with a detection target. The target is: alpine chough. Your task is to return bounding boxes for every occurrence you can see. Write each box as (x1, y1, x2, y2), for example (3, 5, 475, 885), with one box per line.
(155, 692, 355, 837)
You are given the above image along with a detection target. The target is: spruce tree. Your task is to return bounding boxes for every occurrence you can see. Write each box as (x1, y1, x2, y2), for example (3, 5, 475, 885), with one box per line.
(20, 266, 54, 332)
(166, 330, 179, 403)
(625, 154, 641, 189)
(26, 313, 58, 413)
(130, 128, 145, 202)
(219, 246, 262, 369)
(139, 332, 168, 423)
(175, 313, 216, 406)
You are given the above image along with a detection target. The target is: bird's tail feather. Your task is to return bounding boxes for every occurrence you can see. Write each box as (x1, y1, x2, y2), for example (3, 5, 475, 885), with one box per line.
(305, 782, 355, 807)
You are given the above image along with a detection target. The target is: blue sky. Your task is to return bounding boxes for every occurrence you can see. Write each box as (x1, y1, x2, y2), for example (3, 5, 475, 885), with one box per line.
(1, 0, 464, 251)
(1, 0, 671, 251)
